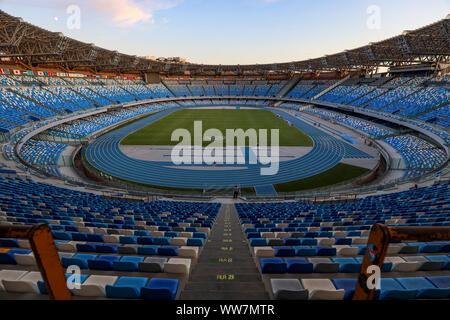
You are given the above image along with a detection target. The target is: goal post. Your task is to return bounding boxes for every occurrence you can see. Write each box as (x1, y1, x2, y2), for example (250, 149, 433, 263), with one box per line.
(353, 224, 450, 300)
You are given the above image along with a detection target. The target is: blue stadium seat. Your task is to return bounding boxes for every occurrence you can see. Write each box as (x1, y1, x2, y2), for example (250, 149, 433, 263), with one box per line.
(61, 254, 98, 269)
(157, 246, 178, 256)
(331, 279, 358, 300)
(332, 258, 362, 273)
(316, 246, 337, 256)
(121, 236, 138, 244)
(88, 255, 121, 270)
(0, 239, 19, 247)
(137, 245, 159, 255)
(187, 238, 204, 246)
(274, 247, 296, 257)
(285, 258, 314, 273)
(106, 277, 149, 299)
(378, 278, 418, 300)
(141, 278, 179, 300)
(397, 277, 450, 299)
(0, 249, 31, 265)
(295, 246, 316, 256)
(112, 256, 145, 272)
(95, 244, 119, 254)
(426, 276, 450, 294)
(284, 238, 301, 246)
(250, 238, 267, 246)
(76, 243, 96, 253)
(152, 237, 171, 245)
(38, 274, 90, 295)
(298, 238, 315, 246)
(260, 258, 287, 274)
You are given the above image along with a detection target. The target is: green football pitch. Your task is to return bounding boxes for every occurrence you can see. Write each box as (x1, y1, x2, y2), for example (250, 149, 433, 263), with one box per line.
(121, 109, 314, 147)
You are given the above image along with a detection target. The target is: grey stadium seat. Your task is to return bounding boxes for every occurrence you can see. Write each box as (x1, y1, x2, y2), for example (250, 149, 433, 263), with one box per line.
(403, 256, 444, 271)
(270, 278, 308, 300)
(117, 244, 139, 254)
(139, 257, 168, 273)
(308, 258, 340, 273)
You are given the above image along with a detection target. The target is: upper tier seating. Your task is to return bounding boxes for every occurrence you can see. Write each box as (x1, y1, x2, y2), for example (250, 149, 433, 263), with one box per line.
(120, 85, 158, 100)
(0, 75, 20, 87)
(203, 85, 216, 96)
(89, 86, 136, 104)
(44, 87, 94, 110)
(188, 85, 206, 96)
(287, 82, 315, 98)
(166, 85, 192, 97)
(148, 84, 173, 98)
(0, 88, 58, 118)
(305, 76, 448, 127)
(317, 86, 356, 103)
(11, 87, 81, 114)
(229, 85, 244, 96)
(0, 101, 32, 127)
(334, 85, 376, 105)
(70, 87, 112, 106)
(0, 120, 16, 133)
(243, 85, 255, 96)
(253, 85, 270, 96)
(0, 75, 445, 137)
(419, 105, 450, 127)
(214, 85, 229, 96)
(266, 83, 285, 97)
(160, 82, 278, 97)
(36, 76, 69, 86)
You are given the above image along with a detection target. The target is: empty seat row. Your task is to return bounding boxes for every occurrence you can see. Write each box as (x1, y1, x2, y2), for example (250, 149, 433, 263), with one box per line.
(260, 255, 450, 274)
(0, 269, 179, 300)
(270, 276, 450, 300)
(0, 249, 192, 273)
(251, 242, 450, 256)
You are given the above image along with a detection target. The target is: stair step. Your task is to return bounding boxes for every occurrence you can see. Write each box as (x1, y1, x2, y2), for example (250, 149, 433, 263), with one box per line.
(179, 204, 269, 300)
(181, 290, 269, 301)
(183, 282, 265, 292)
(195, 257, 255, 264)
(188, 273, 262, 283)
(195, 252, 252, 260)
(192, 266, 259, 273)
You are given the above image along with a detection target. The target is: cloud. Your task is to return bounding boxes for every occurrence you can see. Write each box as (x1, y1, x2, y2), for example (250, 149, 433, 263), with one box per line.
(1, 0, 182, 26)
(91, 0, 152, 25)
(89, 0, 181, 26)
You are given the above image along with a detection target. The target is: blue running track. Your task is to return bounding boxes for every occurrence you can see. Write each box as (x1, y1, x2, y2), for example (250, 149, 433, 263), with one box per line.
(85, 108, 372, 189)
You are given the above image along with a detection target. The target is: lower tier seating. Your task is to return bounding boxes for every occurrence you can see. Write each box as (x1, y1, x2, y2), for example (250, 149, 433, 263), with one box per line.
(269, 276, 450, 300)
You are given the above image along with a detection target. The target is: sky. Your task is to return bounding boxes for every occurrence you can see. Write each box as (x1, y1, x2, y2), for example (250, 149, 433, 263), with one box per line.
(0, 0, 449, 65)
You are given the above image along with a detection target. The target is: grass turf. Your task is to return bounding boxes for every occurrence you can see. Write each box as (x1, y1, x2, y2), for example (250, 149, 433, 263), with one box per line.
(121, 109, 313, 147)
(274, 163, 370, 193)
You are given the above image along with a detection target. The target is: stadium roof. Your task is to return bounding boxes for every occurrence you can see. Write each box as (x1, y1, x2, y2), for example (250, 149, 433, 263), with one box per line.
(0, 10, 449, 75)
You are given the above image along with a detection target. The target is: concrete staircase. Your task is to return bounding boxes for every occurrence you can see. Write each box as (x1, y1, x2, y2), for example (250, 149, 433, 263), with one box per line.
(271, 75, 303, 107)
(312, 75, 351, 100)
(180, 204, 269, 300)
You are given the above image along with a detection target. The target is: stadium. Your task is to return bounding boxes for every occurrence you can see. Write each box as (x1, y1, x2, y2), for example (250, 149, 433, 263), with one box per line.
(0, 2, 449, 309)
